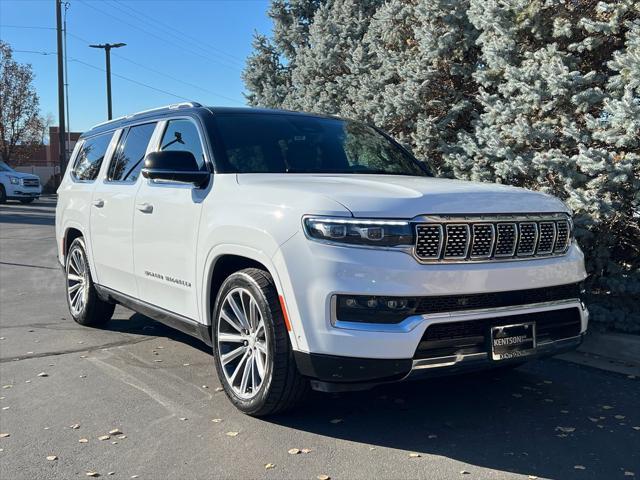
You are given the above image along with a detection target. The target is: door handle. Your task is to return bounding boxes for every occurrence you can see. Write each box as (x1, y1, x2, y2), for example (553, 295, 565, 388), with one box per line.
(136, 203, 153, 214)
(92, 199, 104, 208)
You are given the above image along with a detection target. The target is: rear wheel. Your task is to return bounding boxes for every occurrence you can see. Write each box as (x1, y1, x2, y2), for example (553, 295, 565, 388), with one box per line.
(65, 237, 115, 327)
(212, 268, 308, 416)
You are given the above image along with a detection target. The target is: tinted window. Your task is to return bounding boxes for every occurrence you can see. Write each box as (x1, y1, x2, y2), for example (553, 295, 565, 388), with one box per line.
(210, 114, 429, 176)
(160, 119, 206, 170)
(72, 132, 113, 181)
(108, 123, 156, 182)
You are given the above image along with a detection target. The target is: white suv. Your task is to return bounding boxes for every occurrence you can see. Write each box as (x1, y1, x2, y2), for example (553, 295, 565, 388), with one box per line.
(56, 103, 588, 416)
(0, 161, 42, 203)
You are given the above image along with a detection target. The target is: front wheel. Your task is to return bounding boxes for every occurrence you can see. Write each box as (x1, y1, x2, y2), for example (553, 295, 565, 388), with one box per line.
(212, 268, 308, 416)
(65, 237, 115, 327)
(0, 185, 6, 204)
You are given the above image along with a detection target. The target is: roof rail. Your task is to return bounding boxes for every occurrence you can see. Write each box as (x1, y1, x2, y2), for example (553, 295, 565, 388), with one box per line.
(89, 102, 202, 130)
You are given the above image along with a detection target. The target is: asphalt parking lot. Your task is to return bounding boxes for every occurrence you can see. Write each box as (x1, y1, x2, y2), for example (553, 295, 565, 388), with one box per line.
(1, 197, 639, 480)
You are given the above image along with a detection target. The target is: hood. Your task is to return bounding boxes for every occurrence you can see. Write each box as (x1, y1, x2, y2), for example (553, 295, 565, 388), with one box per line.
(236, 174, 569, 218)
(3, 171, 39, 180)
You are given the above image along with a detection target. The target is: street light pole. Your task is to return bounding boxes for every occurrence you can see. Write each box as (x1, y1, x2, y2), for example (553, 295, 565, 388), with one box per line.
(89, 43, 126, 120)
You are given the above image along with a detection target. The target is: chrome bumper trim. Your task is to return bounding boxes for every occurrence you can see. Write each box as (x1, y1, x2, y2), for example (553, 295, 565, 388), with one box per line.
(410, 334, 584, 373)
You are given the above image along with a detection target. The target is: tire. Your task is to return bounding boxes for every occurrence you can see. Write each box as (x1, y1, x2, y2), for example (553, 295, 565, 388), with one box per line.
(0, 185, 6, 204)
(212, 268, 309, 416)
(19, 198, 35, 204)
(65, 237, 115, 327)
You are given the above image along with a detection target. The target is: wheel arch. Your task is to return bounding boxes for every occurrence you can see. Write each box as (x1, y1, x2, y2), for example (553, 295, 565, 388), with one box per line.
(203, 246, 283, 327)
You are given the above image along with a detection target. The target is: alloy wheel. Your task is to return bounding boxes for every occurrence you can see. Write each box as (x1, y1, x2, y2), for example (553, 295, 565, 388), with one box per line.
(217, 287, 269, 399)
(66, 246, 89, 317)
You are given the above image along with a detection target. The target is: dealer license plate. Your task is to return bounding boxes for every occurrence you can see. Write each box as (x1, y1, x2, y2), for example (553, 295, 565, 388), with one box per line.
(491, 322, 536, 361)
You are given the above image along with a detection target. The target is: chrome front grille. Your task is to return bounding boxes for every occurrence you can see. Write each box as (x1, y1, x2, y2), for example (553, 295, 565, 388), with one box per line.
(22, 178, 39, 187)
(414, 214, 572, 263)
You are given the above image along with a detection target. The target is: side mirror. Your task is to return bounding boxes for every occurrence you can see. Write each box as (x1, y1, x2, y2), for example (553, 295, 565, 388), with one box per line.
(141, 151, 209, 188)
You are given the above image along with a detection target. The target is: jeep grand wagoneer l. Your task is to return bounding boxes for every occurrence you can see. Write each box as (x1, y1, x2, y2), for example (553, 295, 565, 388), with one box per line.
(56, 103, 588, 415)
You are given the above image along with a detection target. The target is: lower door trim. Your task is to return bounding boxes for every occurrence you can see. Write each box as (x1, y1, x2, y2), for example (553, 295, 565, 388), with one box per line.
(94, 284, 212, 346)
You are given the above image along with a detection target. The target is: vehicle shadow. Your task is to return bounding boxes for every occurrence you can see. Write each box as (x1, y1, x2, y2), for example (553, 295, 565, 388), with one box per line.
(267, 361, 638, 479)
(0, 213, 55, 226)
(103, 313, 638, 479)
(105, 312, 211, 354)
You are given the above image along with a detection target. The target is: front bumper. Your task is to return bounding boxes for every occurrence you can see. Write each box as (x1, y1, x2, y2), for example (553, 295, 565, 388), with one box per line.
(5, 184, 41, 199)
(274, 233, 588, 358)
(298, 333, 585, 392)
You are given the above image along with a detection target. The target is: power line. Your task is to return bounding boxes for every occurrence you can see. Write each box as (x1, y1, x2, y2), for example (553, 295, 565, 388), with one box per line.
(69, 57, 193, 102)
(12, 49, 56, 55)
(75, 0, 242, 72)
(66, 31, 243, 105)
(108, 0, 245, 66)
(0, 24, 56, 30)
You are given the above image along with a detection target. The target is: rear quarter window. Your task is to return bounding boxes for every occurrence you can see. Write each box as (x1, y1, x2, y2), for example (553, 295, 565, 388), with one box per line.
(72, 132, 113, 181)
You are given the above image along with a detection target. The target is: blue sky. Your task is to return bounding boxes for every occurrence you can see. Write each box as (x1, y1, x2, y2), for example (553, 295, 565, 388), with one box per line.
(0, 0, 272, 133)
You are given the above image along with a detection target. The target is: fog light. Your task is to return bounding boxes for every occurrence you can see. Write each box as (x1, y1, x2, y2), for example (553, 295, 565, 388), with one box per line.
(345, 298, 358, 308)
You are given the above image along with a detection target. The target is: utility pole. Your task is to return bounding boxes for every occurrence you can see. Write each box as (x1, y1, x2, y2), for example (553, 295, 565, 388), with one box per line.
(89, 43, 126, 120)
(55, 0, 67, 176)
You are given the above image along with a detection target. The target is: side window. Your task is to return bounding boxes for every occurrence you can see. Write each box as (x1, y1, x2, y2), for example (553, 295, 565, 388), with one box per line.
(72, 132, 113, 181)
(108, 123, 156, 182)
(160, 119, 206, 170)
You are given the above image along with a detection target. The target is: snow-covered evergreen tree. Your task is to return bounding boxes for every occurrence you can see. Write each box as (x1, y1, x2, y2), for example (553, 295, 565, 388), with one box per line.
(351, 0, 478, 172)
(242, 0, 324, 107)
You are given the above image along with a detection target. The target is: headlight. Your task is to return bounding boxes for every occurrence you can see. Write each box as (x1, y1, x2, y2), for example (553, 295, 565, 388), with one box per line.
(8, 176, 19, 185)
(303, 216, 414, 247)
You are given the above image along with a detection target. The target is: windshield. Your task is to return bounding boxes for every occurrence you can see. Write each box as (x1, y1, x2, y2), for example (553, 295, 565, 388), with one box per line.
(210, 113, 430, 176)
(0, 161, 15, 173)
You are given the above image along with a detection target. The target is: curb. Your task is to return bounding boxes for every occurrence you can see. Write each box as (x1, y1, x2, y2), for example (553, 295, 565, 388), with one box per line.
(558, 331, 640, 377)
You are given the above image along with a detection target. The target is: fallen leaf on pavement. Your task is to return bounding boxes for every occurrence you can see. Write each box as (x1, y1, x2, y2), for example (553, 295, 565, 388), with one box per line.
(428, 434, 437, 439)
(623, 472, 634, 477)
(46, 455, 58, 461)
(215, 387, 223, 392)
(107, 473, 115, 476)
(574, 465, 586, 470)
(211, 419, 222, 423)
(602, 405, 613, 410)
(70, 424, 80, 429)
(288, 448, 300, 455)
(301, 448, 312, 454)
(317, 475, 330, 480)
(79, 438, 88, 443)
(37, 372, 48, 377)
(179, 417, 188, 421)
(226, 431, 238, 437)
(118, 435, 127, 439)
(633, 426, 640, 431)
(86, 472, 99, 477)
(460, 470, 470, 475)
(329, 418, 343, 424)
(0, 433, 10, 438)
(555, 427, 575, 433)
(614, 415, 625, 420)
(408, 453, 421, 458)
(108, 429, 122, 435)
(265, 463, 275, 469)
(98, 435, 110, 441)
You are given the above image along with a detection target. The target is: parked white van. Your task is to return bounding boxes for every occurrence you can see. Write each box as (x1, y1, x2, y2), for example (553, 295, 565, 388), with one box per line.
(56, 103, 588, 415)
